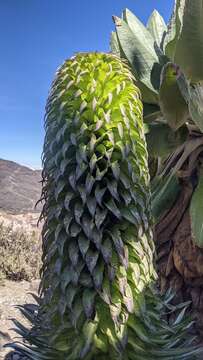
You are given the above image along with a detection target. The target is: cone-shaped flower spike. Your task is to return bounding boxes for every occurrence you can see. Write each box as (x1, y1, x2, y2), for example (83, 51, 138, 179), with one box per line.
(9, 53, 201, 360)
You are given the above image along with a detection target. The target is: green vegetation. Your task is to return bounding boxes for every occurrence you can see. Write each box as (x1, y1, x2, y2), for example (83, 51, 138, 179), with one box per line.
(8, 53, 201, 359)
(112, 0, 203, 246)
(111, 0, 203, 345)
(4, 1, 203, 358)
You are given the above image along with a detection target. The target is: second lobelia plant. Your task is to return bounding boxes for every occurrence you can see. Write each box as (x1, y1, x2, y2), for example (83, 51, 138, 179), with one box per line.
(111, 0, 203, 237)
(111, 0, 203, 331)
(8, 52, 202, 359)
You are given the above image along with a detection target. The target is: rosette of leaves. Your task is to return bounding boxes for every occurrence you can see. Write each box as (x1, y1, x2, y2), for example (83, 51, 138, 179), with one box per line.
(7, 53, 201, 359)
(111, 1, 203, 248)
(111, 1, 203, 338)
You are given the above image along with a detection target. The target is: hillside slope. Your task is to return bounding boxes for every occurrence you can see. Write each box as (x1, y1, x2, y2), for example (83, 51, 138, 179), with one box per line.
(0, 159, 42, 213)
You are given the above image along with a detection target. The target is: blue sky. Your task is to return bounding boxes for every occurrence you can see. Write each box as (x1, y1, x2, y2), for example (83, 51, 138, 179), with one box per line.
(0, 0, 173, 168)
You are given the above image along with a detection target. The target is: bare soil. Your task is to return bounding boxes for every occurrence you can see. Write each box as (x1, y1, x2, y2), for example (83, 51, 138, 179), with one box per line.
(0, 280, 39, 359)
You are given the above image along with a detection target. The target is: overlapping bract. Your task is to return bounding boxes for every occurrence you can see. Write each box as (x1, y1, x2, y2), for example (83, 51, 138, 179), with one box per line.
(8, 53, 201, 359)
(39, 52, 156, 358)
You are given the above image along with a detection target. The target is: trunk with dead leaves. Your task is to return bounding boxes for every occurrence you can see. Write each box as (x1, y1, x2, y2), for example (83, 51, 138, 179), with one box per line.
(155, 138, 203, 340)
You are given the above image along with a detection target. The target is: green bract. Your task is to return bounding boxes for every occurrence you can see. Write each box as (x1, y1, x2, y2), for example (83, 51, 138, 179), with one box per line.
(8, 53, 201, 359)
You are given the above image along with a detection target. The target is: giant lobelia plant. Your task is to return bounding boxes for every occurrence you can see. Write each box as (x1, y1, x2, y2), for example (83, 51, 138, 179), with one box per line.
(112, 0, 203, 335)
(7, 53, 201, 359)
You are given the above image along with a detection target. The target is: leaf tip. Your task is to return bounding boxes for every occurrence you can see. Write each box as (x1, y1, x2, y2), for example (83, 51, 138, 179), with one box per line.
(112, 15, 122, 26)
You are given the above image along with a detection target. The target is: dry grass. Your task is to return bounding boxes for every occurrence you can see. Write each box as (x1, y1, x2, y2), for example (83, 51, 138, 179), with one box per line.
(0, 222, 41, 281)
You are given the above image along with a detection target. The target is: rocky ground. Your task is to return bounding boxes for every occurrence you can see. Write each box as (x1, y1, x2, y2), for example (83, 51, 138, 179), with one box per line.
(0, 280, 39, 360)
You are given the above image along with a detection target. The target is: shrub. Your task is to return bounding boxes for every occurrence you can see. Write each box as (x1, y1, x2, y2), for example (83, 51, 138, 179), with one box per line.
(0, 222, 41, 281)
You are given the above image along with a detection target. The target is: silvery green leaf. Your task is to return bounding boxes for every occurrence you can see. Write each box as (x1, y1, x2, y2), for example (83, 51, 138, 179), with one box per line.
(176, 70, 190, 103)
(110, 31, 121, 57)
(188, 84, 203, 133)
(146, 123, 188, 158)
(163, 0, 183, 60)
(152, 174, 181, 221)
(143, 103, 162, 123)
(113, 12, 159, 103)
(175, 0, 203, 82)
(147, 10, 167, 48)
(159, 62, 189, 130)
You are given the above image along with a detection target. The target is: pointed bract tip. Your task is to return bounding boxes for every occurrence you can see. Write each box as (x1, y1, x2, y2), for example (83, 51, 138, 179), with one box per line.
(112, 15, 122, 26)
(152, 9, 159, 16)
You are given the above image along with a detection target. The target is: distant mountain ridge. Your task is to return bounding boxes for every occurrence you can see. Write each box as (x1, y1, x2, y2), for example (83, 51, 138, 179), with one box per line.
(0, 159, 42, 213)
